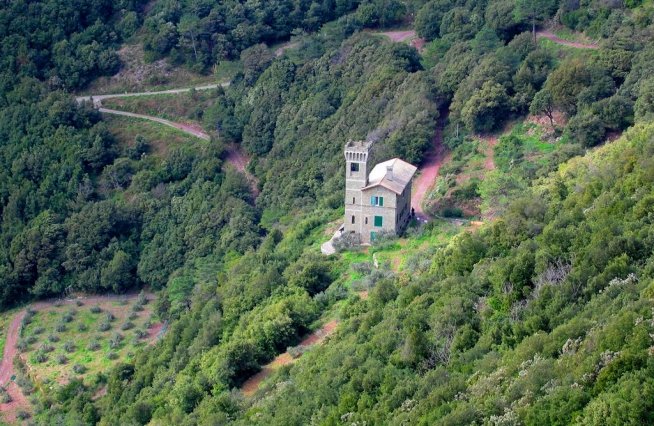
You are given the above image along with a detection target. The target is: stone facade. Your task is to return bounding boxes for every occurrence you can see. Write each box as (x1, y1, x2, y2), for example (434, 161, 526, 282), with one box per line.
(343, 141, 416, 244)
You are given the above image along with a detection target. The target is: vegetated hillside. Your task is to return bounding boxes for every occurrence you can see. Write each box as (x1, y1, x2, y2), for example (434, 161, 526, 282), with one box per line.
(3, 0, 654, 424)
(235, 123, 654, 425)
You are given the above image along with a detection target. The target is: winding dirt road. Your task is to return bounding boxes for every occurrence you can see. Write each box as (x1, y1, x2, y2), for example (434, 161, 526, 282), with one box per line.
(99, 108, 211, 140)
(411, 114, 448, 223)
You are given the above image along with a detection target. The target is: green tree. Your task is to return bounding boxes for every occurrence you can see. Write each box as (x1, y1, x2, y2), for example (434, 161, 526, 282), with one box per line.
(515, 0, 557, 43)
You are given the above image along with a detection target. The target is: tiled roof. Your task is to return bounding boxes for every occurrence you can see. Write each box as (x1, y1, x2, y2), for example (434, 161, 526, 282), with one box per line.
(362, 158, 417, 194)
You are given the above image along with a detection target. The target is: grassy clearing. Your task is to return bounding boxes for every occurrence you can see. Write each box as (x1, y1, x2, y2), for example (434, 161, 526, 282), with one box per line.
(103, 114, 202, 158)
(538, 37, 599, 60)
(17, 295, 158, 386)
(102, 90, 217, 124)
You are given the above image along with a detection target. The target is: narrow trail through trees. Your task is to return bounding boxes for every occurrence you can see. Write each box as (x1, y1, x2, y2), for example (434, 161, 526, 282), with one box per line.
(240, 320, 339, 396)
(536, 30, 599, 49)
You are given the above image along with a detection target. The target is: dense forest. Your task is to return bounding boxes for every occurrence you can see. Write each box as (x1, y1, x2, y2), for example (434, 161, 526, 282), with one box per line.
(1, 0, 654, 424)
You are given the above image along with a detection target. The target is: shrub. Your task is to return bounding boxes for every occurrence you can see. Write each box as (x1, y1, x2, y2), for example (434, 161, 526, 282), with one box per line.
(134, 329, 148, 339)
(25, 335, 37, 345)
(16, 410, 30, 420)
(137, 291, 148, 306)
(105, 312, 115, 322)
(109, 333, 123, 349)
(144, 320, 152, 329)
(128, 312, 139, 320)
(48, 334, 60, 343)
(56, 354, 68, 365)
(78, 323, 88, 332)
(99, 322, 111, 332)
(63, 341, 76, 353)
(40, 344, 54, 353)
(35, 352, 48, 363)
(72, 364, 86, 374)
(333, 232, 362, 252)
(33, 326, 45, 335)
(75, 300, 84, 307)
(0, 391, 12, 403)
(90, 305, 102, 314)
(55, 323, 67, 333)
(88, 340, 101, 351)
(16, 340, 28, 352)
(107, 351, 118, 360)
(62, 312, 74, 323)
(121, 321, 135, 331)
(132, 303, 144, 312)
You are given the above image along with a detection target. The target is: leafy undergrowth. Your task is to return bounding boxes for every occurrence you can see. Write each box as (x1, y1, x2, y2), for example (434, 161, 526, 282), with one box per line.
(101, 90, 217, 124)
(78, 43, 224, 96)
(426, 119, 576, 220)
(18, 295, 160, 387)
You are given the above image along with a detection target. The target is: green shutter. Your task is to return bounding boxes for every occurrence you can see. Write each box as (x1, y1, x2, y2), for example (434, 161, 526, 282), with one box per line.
(371, 196, 375, 205)
(374, 216, 383, 227)
(379, 197, 384, 207)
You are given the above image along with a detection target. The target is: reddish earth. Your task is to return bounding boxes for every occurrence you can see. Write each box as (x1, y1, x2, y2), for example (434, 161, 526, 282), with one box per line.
(379, 30, 416, 42)
(536, 30, 599, 49)
(481, 135, 499, 171)
(275, 41, 299, 57)
(240, 320, 339, 396)
(411, 116, 449, 223)
(225, 144, 260, 197)
(0, 293, 161, 421)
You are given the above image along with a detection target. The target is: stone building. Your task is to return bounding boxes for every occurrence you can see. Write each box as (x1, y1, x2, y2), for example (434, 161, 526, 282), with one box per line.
(343, 140, 417, 244)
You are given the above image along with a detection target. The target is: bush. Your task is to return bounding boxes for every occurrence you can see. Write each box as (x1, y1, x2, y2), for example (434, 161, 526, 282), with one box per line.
(72, 364, 86, 374)
(0, 391, 12, 403)
(16, 410, 30, 420)
(48, 334, 60, 343)
(16, 340, 28, 352)
(78, 323, 88, 332)
(56, 354, 68, 365)
(128, 312, 139, 320)
(25, 335, 37, 345)
(40, 343, 54, 353)
(90, 305, 102, 314)
(566, 111, 606, 148)
(105, 312, 115, 322)
(88, 340, 101, 351)
(35, 352, 48, 363)
(55, 323, 67, 333)
(99, 322, 111, 332)
(121, 321, 135, 331)
(132, 303, 144, 313)
(33, 326, 45, 335)
(63, 341, 76, 353)
(134, 329, 148, 339)
(75, 300, 84, 307)
(137, 291, 148, 306)
(333, 232, 362, 252)
(107, 351, 118, 360)
(109, 333, 123, 349)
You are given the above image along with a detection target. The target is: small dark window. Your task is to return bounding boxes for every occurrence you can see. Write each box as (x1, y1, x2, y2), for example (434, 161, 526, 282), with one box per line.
(351, 215, 355, 224)
(350, 163, 360, 172)
(352, 197, 356, 204)
(365, 217, 368, 224)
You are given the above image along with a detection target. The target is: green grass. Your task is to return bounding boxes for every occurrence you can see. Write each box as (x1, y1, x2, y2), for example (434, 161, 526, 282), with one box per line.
(103, 114, 203, 158)
(102, 90, 217, 124)
(18, 297, 159, 386)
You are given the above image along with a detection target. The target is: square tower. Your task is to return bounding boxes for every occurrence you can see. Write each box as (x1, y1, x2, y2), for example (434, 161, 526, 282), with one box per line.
(344, 140, 373, 236)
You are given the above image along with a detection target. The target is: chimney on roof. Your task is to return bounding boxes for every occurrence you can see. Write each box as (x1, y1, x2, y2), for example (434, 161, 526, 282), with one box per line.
(386, 165, 393, 181)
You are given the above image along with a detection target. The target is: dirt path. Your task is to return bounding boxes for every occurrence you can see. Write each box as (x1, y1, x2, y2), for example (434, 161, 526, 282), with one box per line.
(481, 135, 498, 171)
(99, 108, 211, 140)
(411, 115, 448, 223)
(225, 144, 259, 197)
(76, 83, 228, 108)
(536, 30, 599, 49)
(240, 320, 339, 396)
(0, 292, 159, 420)
(275, 41, 299, 57)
